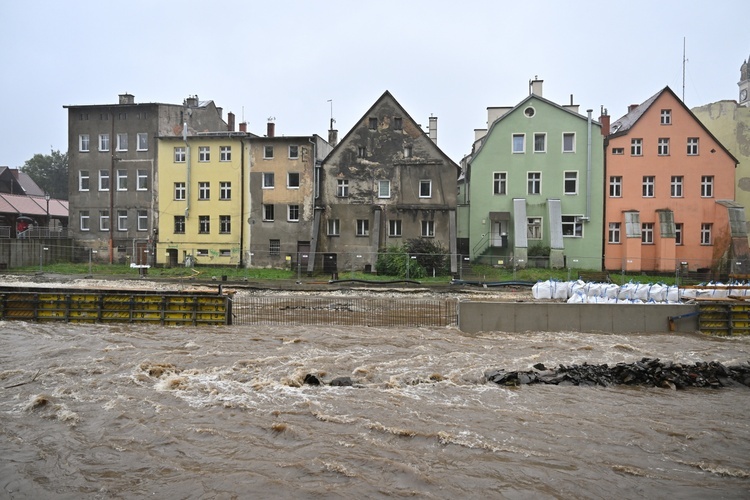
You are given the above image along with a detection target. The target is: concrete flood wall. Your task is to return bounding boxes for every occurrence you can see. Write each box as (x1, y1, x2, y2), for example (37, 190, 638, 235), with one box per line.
(458, 302, 699, 334)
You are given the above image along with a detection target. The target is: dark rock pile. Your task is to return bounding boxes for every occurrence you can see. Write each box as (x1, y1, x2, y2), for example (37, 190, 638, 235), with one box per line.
(485, 358, 750, 389)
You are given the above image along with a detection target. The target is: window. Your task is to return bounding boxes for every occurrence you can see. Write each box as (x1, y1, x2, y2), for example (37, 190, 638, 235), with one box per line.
(524, 106, 535, 117)
(421, 220, 435, 237)
(287, 172, 300, 188)
(527, 172, 541, 195)
(79, 134, 90, 152)
(117, 210, 127, 231)
(562, 215, 583, 237)
(196, 249, 208, 257)
(263, 204, 274, 221)
(369, 117, 378, 130)
(389, 219, 402, 237)
(641, 222, 654, 244)
(625, 211, 641, 237)
(378, 180, 390, 198)
(99, 210, 110, 231)
(701, 175, 714, 197)
(327, 219, 340, 236)
(270, 239, 280, 256)
(612, 147, 624, 155)
(198, 182, 210, 200)
(357, 146, 366, 158)
(262, 172, 275, 188)
(533, 133, 546, 153)
(563, 133, 576, 153)
(512, 134, 525, 153)
(137, 133, 148, 151)
(116, 169, 127, 191)
(608, 222, 621, 244)
(288, 145, 298, 159)
(137, 170, 148, 191)
(219, 249, 231, 257)
(356, 219, 369, 236)
(658, 138, 670, 156)
(198, 215, 210, 234)
(493, 172, 507, 195)
(609, 176, 622, 197)
(393, 117, 403, 130)
(675, 223, 683, 245)
(79, 171, 90, 191)
(199, 146, 210, 162)
(219, 215, 231, 234)
(642, 176, 654, 197)
(527, 217, 542, 240)
(670, 176, 683, 197)
(564, 171, 578, 195)
(79, 113, 89, 121)
(174, 147, 186, 162)
(264, 145, 274, 159)
(116, 133, 128, 151)
(220, 181, 231, 200)
(687, 138, 699, 155)
(215, 145, 230, 162)
(137, 210, 148, 231)
(174, 182, 186, 200)
(631, 138, 642, 156)
(174, 216, 185, 234)
(288, 204, 300, 222)
(80, 211, 90, 231)
(337, 179, 349, 197)
(118, 112, 127, 120)
(419, 180, 432, 198)
(99, 134, 109, 152)
(701, 223, 712, 245)
(404, 145, 412, 158)
(660, 109, 672, 125)
(99, 170, 110, 191)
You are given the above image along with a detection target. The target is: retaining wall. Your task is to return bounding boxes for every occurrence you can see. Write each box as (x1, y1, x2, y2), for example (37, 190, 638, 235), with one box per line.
(458, 302, 699, 334)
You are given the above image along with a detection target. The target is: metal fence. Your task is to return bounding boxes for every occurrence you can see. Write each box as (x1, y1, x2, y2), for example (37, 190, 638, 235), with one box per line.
(230, 295, 459, 327)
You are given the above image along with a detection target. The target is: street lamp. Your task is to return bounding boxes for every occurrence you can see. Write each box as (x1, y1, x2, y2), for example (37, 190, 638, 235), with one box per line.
(44, 192, 50, 230)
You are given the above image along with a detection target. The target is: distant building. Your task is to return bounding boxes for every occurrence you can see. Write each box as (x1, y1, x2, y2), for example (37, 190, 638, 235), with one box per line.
(604, 86, 747, 274)
(64, 93, 228, 265)
(0, 167, 68, 238)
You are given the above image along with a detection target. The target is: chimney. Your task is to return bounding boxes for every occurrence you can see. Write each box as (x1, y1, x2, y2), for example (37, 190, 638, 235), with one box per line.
(599, 108, 611, 136)
(227, 112, 235, 132)
(530, 77, 543, 97)
(628, 104, 639, 113)
(267, 121, 275, 138)
(562, 94, 579, 114)
(428, 116, 438, 144)
(239, 122, 247, 133)
(328, 128, 338, 147)
(185, 95, 199, 107)
(118, 93, 135, 105)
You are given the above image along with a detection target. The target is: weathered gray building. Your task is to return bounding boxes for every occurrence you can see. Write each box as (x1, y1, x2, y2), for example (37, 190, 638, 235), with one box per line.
(64, 94, 228, 264)
(309, 91, 460, 275)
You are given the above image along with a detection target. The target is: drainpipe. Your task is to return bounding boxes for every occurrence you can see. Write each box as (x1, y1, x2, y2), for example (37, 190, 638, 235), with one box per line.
(184, 124, 191, 219)
(239, 137, 245, 267)
(586, 109, 592, 221)
(309, 136, 319, 200)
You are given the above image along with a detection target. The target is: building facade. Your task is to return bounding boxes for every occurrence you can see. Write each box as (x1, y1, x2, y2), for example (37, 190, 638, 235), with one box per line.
(604, 86, 746, 274)
(460, 80, 604, 270)
(64, 94, 228, 265)
(310, 91, 459, 275)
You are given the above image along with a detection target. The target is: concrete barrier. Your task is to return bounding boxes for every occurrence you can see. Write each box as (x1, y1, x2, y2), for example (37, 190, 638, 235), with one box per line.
(458, 301, 699, 334)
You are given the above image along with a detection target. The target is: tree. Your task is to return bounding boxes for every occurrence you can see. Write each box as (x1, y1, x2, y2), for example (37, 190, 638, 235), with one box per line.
(21, 149, 68, 200)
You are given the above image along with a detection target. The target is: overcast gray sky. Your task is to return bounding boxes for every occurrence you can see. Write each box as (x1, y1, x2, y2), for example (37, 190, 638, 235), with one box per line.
(1, 0, 746, 170)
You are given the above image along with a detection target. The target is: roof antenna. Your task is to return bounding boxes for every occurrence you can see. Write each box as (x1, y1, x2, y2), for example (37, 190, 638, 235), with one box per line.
(682, 37, 687, 102)
(327, 99, 335, 129)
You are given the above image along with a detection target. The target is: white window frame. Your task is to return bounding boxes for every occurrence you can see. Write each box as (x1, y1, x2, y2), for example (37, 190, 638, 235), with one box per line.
(642, 176, 655, 198)
(533, 133, 546, 153)
(378, 180, 391, 199)
(687, 138, 699, 156)
(562, 215, 583, 238)
(701, 223, 712, 245)
(288, 145, 299, 159)
(287, 172, 300, 189)
(527, 217, 542, 240)
(658, 138, 670, 156)
(670, 176, 683, 198)
(609, 176, 622, 197)
(99, 134, 109, 152)
(562, 132, 576, 153)
(631, 138, 642, 156)
(174, 182, 186, 200)
(421, 220, 435, 237)
(608, 222, 621, 244)
(137, 169, 148, 191)
(675, 223, 683, 245)
(337, 179, 349, 197)
(263, 204, 274, 221)
(512, 133, 525, 153)
(117, 210, 127, 231)
(79, 134, 90, 152)
(220, 146, 231, 162)
(419, 179, 432, 198)
(262, 172, 274, 189)
(117, 169, 127, 191)
(79, 170, 90, 191)
(493, 172, 507, 195)
(564, 171, 578, 195)
(99, 210, 110, 231)
(137, 210, 148, 231)
(80, 211, 90, 231)
(198, 182, 210, 200)
(174, 147, 186, 163)
(198, 215, 210, 234)
(356, 219, 369, 236)
(219, 215, 231, 234)
(389, 219, 402, 237)
(137, 133, 148, 151)
(116, 133, 128, 152)
(288, 204, 300, 222)
(327, 218, 340, 236)
(641, 222, 654, 244)
(174, 216, 185, 234)
(612, 147, 624, 155)
(660, 109, 672, 125)
(527, 172, 541, 195)
(701, 176, 714, 198)
(198, 146, 210, 162)
(99, 170, 110, 191)
(220, 181, 231, 200)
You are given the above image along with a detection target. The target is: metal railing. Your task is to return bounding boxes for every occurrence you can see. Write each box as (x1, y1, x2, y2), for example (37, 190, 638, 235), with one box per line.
(0, 225, 69, 239)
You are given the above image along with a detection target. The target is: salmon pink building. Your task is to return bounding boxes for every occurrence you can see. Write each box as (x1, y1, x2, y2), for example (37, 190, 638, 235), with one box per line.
(603, 86, 748, 274)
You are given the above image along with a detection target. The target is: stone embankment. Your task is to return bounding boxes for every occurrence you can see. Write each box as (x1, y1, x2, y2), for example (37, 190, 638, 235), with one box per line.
(485, 358, 750, 389)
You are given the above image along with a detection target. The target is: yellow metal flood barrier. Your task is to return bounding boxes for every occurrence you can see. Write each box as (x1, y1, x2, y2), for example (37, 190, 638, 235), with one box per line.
(698, 302, 750, 336)
(0, 289, 230, 326)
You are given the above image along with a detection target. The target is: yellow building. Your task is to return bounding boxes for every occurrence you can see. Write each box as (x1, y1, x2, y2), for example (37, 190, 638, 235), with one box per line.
(156, 133, 248, 267)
